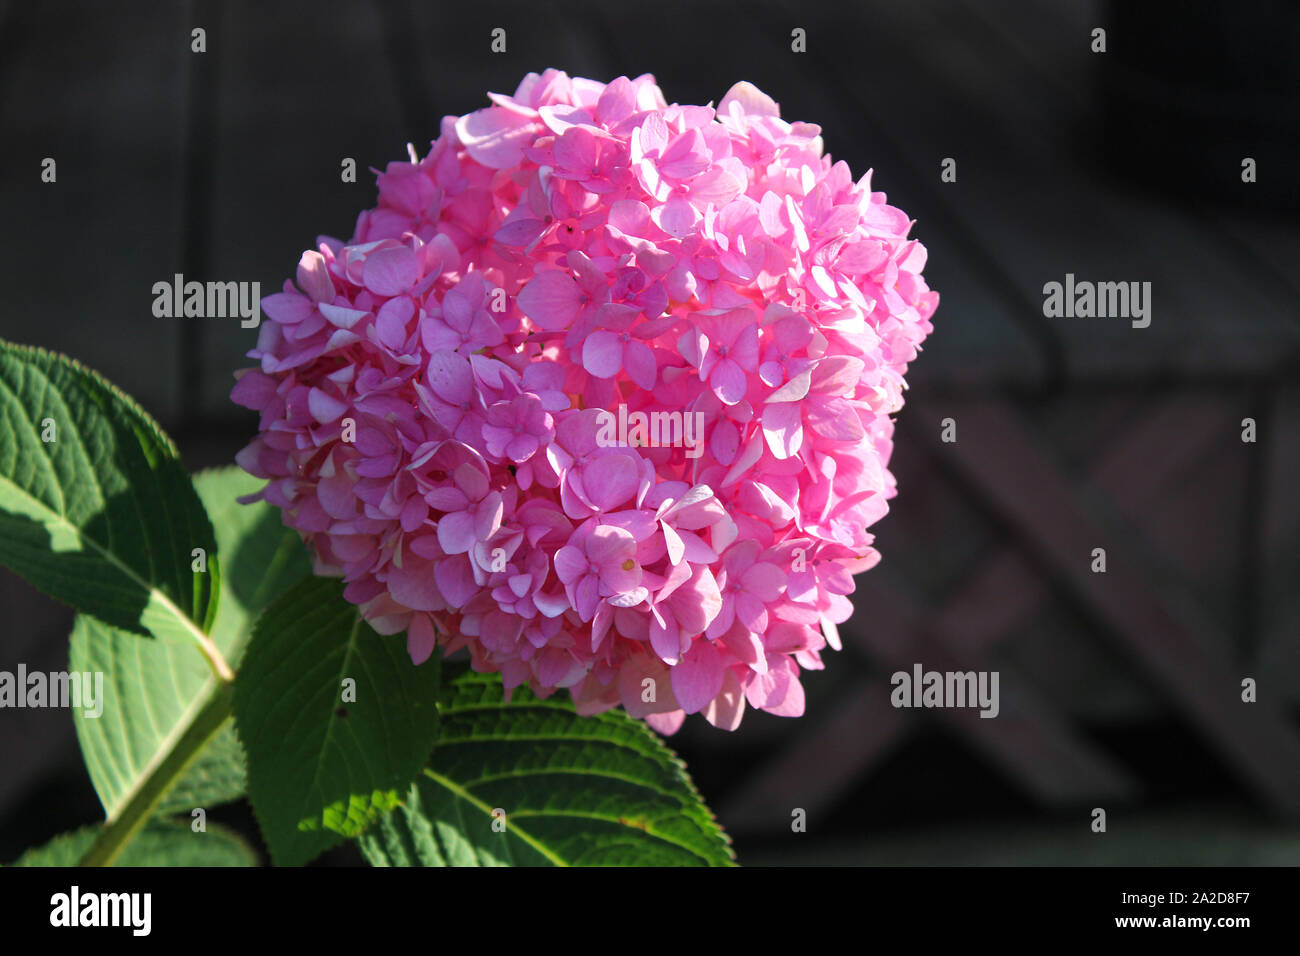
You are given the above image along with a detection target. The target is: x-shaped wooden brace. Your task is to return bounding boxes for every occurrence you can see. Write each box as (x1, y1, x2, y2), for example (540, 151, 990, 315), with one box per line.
(721, 395, 1300, 831)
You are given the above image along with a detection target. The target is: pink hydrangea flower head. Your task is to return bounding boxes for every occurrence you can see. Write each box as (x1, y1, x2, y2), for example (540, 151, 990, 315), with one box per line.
(233, 71, 938, 731)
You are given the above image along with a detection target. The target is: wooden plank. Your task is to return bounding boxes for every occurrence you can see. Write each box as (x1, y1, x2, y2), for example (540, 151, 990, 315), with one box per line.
(937, 396, 1239, 658)
(846, 571, 1141, 805)
(721, 563, 1139, 832)
(733, 390, 1237, 822)
(911, 395, 1300, 815)
(679, 310, 1274, 818)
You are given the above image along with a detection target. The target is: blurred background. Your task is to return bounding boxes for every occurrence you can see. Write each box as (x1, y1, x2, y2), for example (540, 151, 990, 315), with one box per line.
(2, 0, 1299, 865)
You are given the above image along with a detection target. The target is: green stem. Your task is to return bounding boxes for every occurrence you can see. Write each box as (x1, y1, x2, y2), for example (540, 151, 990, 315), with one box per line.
(78, 681, 236, 867)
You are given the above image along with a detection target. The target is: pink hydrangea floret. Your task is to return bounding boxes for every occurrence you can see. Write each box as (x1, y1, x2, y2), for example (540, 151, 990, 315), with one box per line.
(233, 70, 939, 732)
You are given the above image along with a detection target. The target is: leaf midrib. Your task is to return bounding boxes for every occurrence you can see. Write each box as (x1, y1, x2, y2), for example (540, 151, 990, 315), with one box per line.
(416, 764, 722, 868)
(104, 674, 221, 820)
(298, 611, 367, 834)
(454, 764, 702, 808)
(420, 767, 568, 866)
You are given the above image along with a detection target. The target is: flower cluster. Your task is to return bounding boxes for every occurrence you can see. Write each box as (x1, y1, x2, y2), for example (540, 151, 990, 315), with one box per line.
(233, 70, 938, 732)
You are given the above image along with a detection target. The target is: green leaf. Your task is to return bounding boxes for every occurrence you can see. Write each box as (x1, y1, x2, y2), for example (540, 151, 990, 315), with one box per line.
(11, 819, 258, 867)
(160, 722, 246, 814)
(193, 467, 312, 659)
(0, 340, 219, 664)
(70, 616, 240, 818)
(71, 467, 310, 818)
(357, 671, 736, 867)
(234, 576, 442, 866)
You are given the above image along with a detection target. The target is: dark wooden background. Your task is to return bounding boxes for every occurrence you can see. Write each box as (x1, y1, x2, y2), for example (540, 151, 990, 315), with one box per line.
(2, 0, 1298, 864)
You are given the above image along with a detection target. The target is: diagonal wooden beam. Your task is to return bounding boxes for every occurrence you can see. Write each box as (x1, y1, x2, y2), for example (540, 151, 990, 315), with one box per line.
(846, 574, 1141, 805)
(721, 569, 1141, 833)
(936, 396, 1239, 656)
(910, 396, 1300, 816)
(722, 398, 1223, 829)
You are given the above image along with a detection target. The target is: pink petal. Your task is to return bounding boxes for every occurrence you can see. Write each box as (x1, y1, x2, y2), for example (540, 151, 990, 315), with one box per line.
(231, 369, 277, 410)
(363, 246, 418, 297)
(296, 250, 335, 303)
(671, 568, 722, 635)
(474, 490, 504, 541)
(426, 351, 473, 403)
(719, 80, 780, 117)
(730, 323, 760, 367)
(767, 367, 812, 403)
(506, 433, 539, 462)
(573, 574, 600, 620)
(734, 591, 768, 632)
(596, 77, 637, 126)
(742, 562, 787, 601)
(584, 456, 638, 512)
(536, 647, 579, 687)
(406, 615, 436, 665)
(582, 330, 624, 379)
(308, 387, 348, 424)
(554, 127, 599, 174)
(318, 303, 367, 330)
(723, 627, 765, 671)
(653, 197, 699, 238)
(436, 510, 478, 554)
(624, 341, 658, 390)
(434, 556, 477, 608)
(705, 593, 735, 639)
(455, 106, 535, 169)
(671, 641, 725, 714)
(454, 461, 490, 502)
(807, 396, 865, 441)
(644, 710, 685, 735)
(766, 671, 805, 717)
(662, 523, 685, 565)
(553, 544, 589, 586)
(689, 166, 743, 205)
(374, 296, 414, 350)
(710, 418, 740, 465)
(702, 669, 745, 730)
(710, 357, 747, 405)
(649, 615, 681, 665)
(762, 402, 803, 459)
(262, 292, 313, 326)
(494, 217, 546, 247)
(400, 496, 428, 533)
(388, 561, 442, 611)
(518, 270, 584, 331)
(317, 471, 356, 519)
(424, 486, 470, 512)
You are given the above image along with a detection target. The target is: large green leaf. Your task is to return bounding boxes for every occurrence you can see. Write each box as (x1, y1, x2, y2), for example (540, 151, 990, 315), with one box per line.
(194, 467, 311, 659)
(11, 819, 257, 867)
(358, 672, 736, 866)
(0, 340, 218, 654)
(71, 466, 311, 817)
(234, 577, 442, 866)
